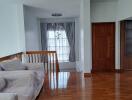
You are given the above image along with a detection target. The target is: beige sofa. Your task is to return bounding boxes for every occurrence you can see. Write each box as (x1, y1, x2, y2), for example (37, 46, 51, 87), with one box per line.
(0, 59, 44, 100)
(0, 93, 17, 100)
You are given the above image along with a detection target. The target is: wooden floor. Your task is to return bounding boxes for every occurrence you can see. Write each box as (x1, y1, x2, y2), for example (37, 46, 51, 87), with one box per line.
(37, 71, 132, 100)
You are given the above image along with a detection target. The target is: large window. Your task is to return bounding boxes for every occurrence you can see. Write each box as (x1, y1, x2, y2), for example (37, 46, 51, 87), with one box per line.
(47, 30, 70, 62)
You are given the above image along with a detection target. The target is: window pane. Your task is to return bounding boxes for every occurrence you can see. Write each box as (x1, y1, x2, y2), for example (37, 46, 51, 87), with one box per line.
(63, 54, 69, 61)
(49, 47, 55, 51)
(62, 39, 68, 46)
(48, 31, 55, 38)
(59, 55, 63, 61)
(48, 39, 55, 46)
(47, 30, 70, 62)
(62, 31, 67, 38)
(63, 47, 69, 54)
(56, 47, 60, 54)
(56, 39, 60, 46)
(59, 47, 63, 55)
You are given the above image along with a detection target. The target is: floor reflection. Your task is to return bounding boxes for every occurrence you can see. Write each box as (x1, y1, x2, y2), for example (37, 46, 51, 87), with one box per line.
(44, 72, 70, 93)
(115, 73, 120, 100)
(38, 72, 132, 100)
(50, 72, 70, 89)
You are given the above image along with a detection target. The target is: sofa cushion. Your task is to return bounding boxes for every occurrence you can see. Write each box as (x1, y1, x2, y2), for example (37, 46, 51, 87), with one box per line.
(0, 78, 6, 91)
(0, 59, 27, 71)
(2, 65, 27, 71)
(23, 63, 44, 71)
(0, 69, 44, 100)
(0, 93, 18, 100)
(2, 71, 37, 100)
(0, 58, 21, 66)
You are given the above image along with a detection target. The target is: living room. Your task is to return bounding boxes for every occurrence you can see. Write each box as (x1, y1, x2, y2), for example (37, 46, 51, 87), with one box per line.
(1, 0, 132, 100)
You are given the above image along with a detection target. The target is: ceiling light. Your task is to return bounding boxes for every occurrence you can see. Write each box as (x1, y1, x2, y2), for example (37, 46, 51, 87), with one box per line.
(52, 13, 62, 17)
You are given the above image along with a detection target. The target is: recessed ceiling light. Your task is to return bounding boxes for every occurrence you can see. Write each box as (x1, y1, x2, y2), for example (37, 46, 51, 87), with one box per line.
(52, 13, 62, 17)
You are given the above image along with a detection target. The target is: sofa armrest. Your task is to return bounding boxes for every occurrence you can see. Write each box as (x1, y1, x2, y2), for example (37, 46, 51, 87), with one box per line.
(0, 93, 18, 100)
(23, 63, 44, 71)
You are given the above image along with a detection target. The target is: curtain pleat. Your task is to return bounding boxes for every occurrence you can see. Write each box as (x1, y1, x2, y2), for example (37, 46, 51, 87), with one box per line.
(40, 23, 48, 50)
(64, 22, 76, 62)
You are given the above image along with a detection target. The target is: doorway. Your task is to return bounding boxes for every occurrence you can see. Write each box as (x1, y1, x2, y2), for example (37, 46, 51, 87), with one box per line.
(92, 22, 115, 72)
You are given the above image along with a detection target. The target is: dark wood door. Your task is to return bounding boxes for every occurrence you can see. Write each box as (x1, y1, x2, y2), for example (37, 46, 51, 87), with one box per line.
(120, 21, 126, 70)
(121, 21, 132, 70)
(92, 23, 115, 72)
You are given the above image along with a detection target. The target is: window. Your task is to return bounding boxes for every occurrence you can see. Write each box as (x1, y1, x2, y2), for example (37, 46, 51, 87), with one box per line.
(47, 30, 70, 62)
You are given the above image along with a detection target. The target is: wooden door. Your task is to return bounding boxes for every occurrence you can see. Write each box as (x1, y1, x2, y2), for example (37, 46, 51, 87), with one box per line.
(92, 23, 115, 72)
(121, 21, 132, 70)
(120, 21, 125, 70)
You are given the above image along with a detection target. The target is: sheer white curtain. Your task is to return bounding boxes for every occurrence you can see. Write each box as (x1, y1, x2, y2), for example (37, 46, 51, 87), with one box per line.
(40, 22, 76, 62)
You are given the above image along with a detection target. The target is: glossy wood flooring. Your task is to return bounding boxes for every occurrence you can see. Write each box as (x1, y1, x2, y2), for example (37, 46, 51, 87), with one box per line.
(37, 71, 132, 100)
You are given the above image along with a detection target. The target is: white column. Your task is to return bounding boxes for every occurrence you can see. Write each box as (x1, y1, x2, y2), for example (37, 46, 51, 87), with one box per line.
(80, 0, 92, 73)
(115, 21, 120, 69)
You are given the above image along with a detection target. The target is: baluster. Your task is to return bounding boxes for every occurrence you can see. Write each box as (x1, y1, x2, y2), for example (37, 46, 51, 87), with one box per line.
(34, 54, 36, 63)
(40, 54, 43, 63)
(36, 54, 37, 63)
(30, 54, 32, 63)
(53, 53, 55, 73)
(28, 54, 30, 63)
(46, 54, 48, 73)
(49, 53, 52, 73)
(55, 53, 57, 72)
(46, 53, 49, 72)
(43, 54, 46, 72)
(43, 54, 45, 72)
(36, 54, 38, 63)
(31, 54, 34, 63)
(55, 52, 59, 72)
(38, 54, 40, 63)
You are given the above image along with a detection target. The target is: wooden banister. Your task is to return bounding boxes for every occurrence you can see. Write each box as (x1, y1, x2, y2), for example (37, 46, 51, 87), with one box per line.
(25, 51, 60, 72)
(0, 52, 23, 62)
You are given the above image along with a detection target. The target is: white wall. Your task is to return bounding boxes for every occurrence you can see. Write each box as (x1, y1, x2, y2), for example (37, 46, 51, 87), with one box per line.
(91, 1, 117, 22)
(17, 4, 26, 52)
(80, 0, 92, 73)
(0, 1, 25, 57)
(118, 0, 132, 21)
(24, 6, 42, 51)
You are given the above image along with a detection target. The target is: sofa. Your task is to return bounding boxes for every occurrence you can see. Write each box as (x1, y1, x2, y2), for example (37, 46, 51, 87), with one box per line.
(0, 59, 44, 100)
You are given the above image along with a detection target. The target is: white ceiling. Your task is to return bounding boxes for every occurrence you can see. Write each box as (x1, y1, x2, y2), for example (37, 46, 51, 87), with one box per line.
(91, 0, 117, 2)
(23, 0, 117, 18)
(23, 0, 80, 18)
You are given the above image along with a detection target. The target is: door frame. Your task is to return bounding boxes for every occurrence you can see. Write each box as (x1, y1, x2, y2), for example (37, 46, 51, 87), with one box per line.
(92, 22, 116, 72)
